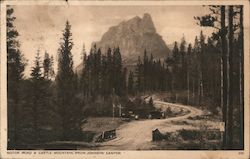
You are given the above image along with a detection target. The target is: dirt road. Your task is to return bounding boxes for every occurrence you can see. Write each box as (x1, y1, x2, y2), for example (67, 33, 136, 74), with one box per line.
(99, 100, 203, 150)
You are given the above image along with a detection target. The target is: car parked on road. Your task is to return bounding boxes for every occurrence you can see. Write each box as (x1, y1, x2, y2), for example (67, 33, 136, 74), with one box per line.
(148, 111, 164, 119)
(121, 113, 131, 121)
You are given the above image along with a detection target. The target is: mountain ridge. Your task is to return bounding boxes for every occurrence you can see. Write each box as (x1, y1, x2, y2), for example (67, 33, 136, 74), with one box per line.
(76, 13, 170, 74)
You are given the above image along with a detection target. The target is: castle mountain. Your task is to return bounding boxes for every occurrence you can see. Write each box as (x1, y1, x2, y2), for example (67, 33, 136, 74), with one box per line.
(76, 13, 170, 73)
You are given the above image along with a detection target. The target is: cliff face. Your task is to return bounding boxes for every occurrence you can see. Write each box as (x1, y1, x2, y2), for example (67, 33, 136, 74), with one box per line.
(95, 13, 170, 64)
(76, 13, 170, 74)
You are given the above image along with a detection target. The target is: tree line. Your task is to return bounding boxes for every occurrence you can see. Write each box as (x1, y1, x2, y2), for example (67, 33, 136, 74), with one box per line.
(195, 5, 244, 149)
(7, 5, 243, 149)
(79, 45, 127, 98)
(7, 8, 82, 147)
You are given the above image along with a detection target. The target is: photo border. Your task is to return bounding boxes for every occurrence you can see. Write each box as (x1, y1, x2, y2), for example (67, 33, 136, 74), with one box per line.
(0, 1, 249, 159)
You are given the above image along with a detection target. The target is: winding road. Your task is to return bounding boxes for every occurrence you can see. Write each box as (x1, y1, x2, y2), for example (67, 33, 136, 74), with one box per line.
(99, 99, 204, 150)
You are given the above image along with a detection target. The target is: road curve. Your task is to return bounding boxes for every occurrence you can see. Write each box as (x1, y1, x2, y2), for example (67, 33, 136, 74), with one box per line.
(99, 100, 203, 150)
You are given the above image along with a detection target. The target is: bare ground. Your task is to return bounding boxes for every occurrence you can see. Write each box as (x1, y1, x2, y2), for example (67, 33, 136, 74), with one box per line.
(98, 95, 221, 150)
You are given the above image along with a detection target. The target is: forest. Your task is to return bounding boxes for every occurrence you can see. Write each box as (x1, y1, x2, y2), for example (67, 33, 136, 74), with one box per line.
(6, 5, 244, 150)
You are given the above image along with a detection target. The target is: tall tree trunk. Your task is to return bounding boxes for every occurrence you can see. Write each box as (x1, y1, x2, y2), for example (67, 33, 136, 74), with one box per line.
(198, 78, 200, 106)
(171, 73, 176, 102)
(13, 91, 19, 148)
(33, 99, 38, 143)
(239, 5, 244, 149)
(228, 6, 234, 148)
(192, 78, 195, 105)
(221, 6, 228, 149)
(187, 70, 190, 105)
(10, 81, 20, 148)
(220, 55, 223, 114)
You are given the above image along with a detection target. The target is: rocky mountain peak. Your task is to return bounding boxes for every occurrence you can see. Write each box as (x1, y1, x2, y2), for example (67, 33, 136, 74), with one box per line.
(142, 13, 156, 33)
(76, 13, 170, 74)
(96, 13, 169, 60)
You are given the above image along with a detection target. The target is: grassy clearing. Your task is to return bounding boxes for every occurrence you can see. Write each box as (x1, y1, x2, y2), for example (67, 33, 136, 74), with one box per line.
(151, 129, 222, 150)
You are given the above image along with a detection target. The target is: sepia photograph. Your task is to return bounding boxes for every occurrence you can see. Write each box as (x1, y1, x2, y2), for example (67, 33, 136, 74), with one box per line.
(0, 0, 249, 158)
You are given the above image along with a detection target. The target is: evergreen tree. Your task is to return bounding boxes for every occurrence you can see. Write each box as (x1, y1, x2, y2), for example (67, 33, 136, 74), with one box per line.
(179, 36, 187, 90)
(49, 55, 55, 79)
(30, 50, 43, 142)
(100, 54, 108, 96)
(195, 6, 244, 148)
(180, 36, 186, 66)
(96, 48, 102, 95)
(227, 6, 234, 148)
(238, 5, 244, 149)
(220, 8, 229, 147)
(43, 51, 50, 79)
(106, 47, 113, 95)
(148, 53, 154, 90)
(165, 57, 174, 92)
(80, 43, 87, 97)
(143, 49, 148, 91)
(128, 71, 134, 95)
(186, 43, 192, 104)
(135, 56, 143, 93)
(31, 50, 43, 80)
(192, 36, 201, 105)
(56, 21, 81, 140)
(121, 67, 127, 96)
(171, 42, 179, 101)
(172, 41, 180, 65)
(7, 7, 26, 148)
(198, 31, 205, 107)
(113, 47, 122, 95)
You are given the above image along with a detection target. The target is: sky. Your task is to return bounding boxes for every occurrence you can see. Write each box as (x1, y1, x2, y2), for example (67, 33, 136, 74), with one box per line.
(12, 5, 214, 77)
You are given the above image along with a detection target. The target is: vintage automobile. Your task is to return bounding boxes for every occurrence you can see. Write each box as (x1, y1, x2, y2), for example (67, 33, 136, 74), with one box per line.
(149, 111, 164, 119)
(121, 111, 140, 121)
(121, 113, 131, 121)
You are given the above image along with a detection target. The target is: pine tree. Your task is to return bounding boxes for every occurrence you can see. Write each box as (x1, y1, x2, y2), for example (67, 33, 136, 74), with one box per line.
(49, 55, 55, 79)
(172, 42, 179, 102)
(31, 50, 43, 80)
(121, 67, 127, 96)
(196, 5, 243, 148)
(165, 57, 174, 92)
(80, 44, 87, 97)
(143, 49, 148, 91)
(187, 43, 192, 105)
(220, 7, 229, 148)
(128, 71, 134, 95)
(172, 41, 180, 65)
(227, 5, 234, 148)
(56, 21, 81, 140)
(96, 48, 102, 95)
(238, 5, 244, 149)
(113, 47, 122, 95)
(135, 56, 143, 93)
(198, 31, 205, 107)
(30, 50, 43, 142)
(43, 51, 50, 79)
(149, 54, 154, 90)
(7, 7, 26, 148)
(106, 48, 113, 95)
(192, 36, 200, 105)
(179, 36, 187, 90)
(100, 54, 108, 96)
(180, 36, 186, 64)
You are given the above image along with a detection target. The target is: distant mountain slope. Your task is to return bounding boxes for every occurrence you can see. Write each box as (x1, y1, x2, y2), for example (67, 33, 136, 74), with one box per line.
(76, 13, 170, 74)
